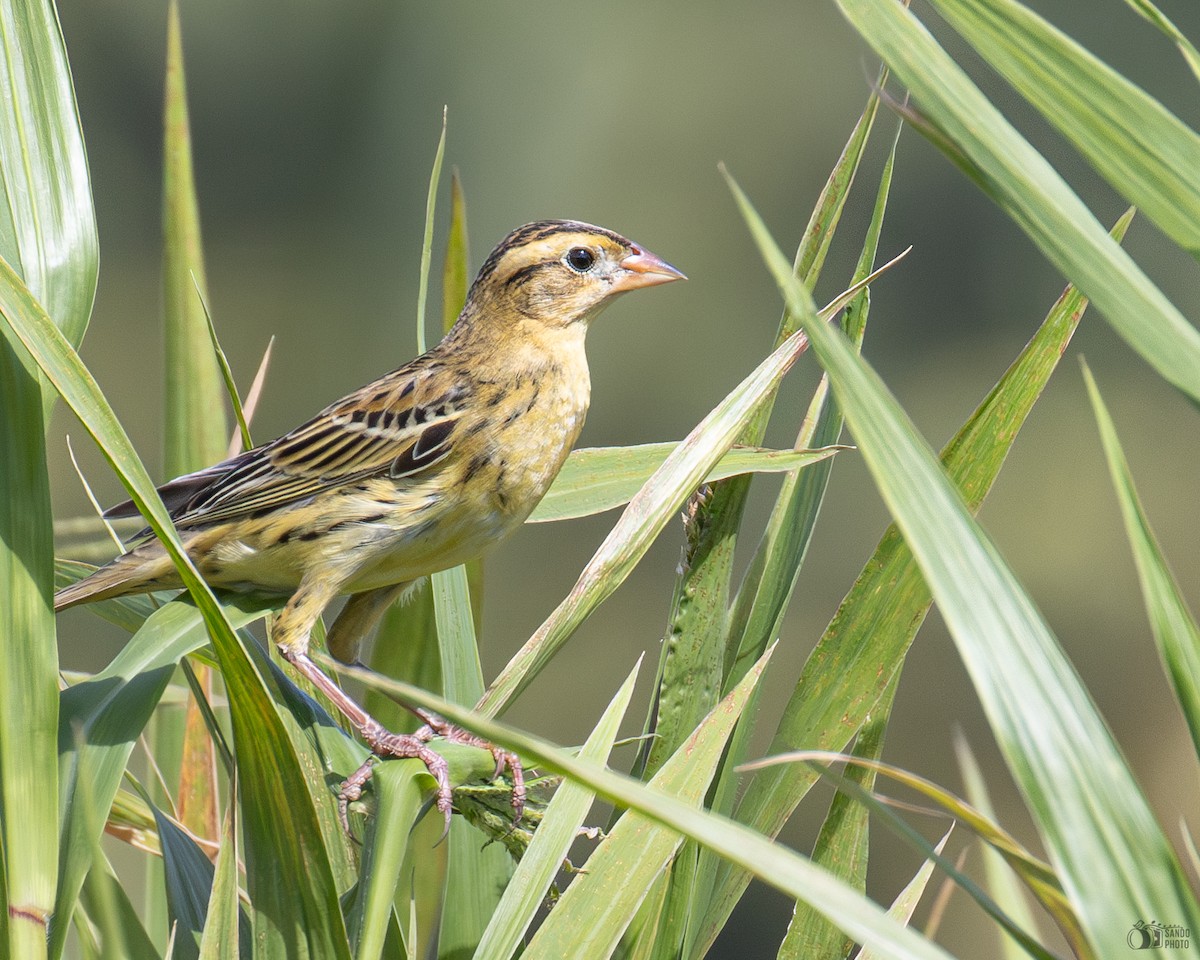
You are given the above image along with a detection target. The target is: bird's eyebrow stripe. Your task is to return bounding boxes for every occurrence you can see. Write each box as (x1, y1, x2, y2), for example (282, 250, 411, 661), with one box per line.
(505, 259, 556, 288)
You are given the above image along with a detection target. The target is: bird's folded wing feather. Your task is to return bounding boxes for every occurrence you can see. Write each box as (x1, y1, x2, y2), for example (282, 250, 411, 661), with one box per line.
(105, 363, 470, 528)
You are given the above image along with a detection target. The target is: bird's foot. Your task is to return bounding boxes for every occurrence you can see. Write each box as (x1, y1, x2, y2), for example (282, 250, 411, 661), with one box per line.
(412, 709, 526, 826)
(338, 724, 454, 836)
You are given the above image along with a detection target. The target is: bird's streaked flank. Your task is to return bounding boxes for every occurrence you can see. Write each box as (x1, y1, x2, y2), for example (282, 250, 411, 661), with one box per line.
(56, 219, 685, 825)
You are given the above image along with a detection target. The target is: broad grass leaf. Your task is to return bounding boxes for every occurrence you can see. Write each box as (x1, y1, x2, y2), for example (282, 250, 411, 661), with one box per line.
(832, 0, 1200, 405)
(530, 444, 841, 523)
(728, 173, 1198, 957)
(0, 0, 97, 951)
(929, 0, 1200, 257)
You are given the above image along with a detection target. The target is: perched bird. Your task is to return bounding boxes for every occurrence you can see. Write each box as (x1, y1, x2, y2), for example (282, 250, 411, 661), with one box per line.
(56, 219, 685, 823)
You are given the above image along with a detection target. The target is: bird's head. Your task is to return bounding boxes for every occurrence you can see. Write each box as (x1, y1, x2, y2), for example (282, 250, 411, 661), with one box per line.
(462, 220, 686, 332)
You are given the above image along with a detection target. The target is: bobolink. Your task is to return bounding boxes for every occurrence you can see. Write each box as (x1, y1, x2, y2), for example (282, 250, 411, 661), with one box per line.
(56, 219, 685, 823)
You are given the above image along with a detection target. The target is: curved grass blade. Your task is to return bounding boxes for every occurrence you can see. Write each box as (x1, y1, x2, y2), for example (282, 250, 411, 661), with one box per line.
(1121, 0, 1200, 81)
(1083, 363, 1200, 758)
(0, 257, 352, 957)
(744, 750, 1068, 930)
(473, 660, 641, 960)
(728, 172, 1198, 958)
(929, 0, 1200, 258)
(55, 597, 269, 959)
(529, 444, 841, 523)
(696, 205, 1129, 960)
(753, 753, 1061, 960)
(332, 662, 958, 960)
(834, 0, 1200, 405)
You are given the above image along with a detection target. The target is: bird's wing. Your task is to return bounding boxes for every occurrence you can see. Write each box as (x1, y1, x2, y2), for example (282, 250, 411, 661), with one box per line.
(105, 359, 471, 529)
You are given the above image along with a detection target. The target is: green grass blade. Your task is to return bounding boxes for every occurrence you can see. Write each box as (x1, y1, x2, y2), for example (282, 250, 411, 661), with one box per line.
(55, 599, 269, 959)
(0, 0, 97, 350)
(835, 0, 1200, 405)
(749, 750, 1076, 955)
(0, 290, 57, 960)
(349, 762, 427, 960)
(626, 95, 887, 849)
(1121, 0, 1200, 81)
(0, 0, 97, 951)
(779, 676, 895, 960)
(774, 756, 1061, 960)
(854, 830, 952, 960)
(728, 173, 1199, 957)
(0, 251, 349, 958)
(432, 565, 513, 959)
(77, 856, 160, 960)
(162, 0, 225, 475)
(159, 10, 226, 933)
(198, 782, 248, 960)
(478, 314, 815, 717)
(415, 109, 447, 354)
(529, 444, 840, 523)
(725, 121, 897, 691)
(219, 628, 352, 959)
(678, 121, 898, 960)
(524, 648, 774, 959)
(442, 169, 469, 333)
(954, 734, 1043, 960)
(151, 801, 217, 960)
(1084, 363, 1200, 759)
(335, 665, 957, 960)
(929, 0, 1200, 258)
(473, 660, 641, 960)
(695, 204, 1129, 960)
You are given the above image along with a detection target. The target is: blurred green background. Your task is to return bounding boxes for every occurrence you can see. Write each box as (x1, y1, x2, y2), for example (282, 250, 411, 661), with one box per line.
(49, 1, 1200, 955)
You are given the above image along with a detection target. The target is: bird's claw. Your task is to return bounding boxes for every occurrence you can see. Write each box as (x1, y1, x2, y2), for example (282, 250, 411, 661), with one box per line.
(338, 726, 455, 836)
(337, 712, 526, 837)
(413, 710, 526, 825)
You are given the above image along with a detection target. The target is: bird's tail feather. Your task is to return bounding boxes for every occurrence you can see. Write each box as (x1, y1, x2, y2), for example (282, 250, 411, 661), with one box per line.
(54, 550, 175, 611)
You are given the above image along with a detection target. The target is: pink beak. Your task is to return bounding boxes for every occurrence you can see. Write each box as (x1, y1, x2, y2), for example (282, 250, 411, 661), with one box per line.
(611, 245, 687, 292)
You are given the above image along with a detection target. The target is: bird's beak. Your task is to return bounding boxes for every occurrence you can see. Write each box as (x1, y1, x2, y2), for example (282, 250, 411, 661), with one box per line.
(611, 246, 688, 292)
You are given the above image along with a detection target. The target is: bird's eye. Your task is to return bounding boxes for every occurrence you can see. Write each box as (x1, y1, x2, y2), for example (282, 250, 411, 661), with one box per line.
(564, 246, 596, 273)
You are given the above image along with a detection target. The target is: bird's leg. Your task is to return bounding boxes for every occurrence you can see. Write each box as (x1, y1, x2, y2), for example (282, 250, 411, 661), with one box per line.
(271, 577, 454, 828)
(326, 581, 415, 664)
(326, 581, 526, 826)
